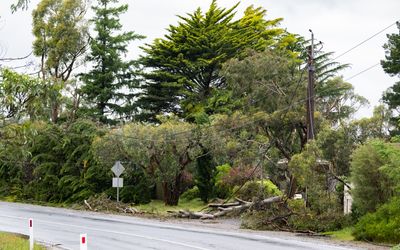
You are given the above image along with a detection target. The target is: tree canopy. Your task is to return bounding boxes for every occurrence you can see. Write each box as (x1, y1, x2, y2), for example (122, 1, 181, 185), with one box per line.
(137, 1, 293, 122)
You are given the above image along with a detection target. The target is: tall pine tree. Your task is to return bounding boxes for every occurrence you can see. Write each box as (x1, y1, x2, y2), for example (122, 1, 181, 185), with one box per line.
(81, 0, 144, 124)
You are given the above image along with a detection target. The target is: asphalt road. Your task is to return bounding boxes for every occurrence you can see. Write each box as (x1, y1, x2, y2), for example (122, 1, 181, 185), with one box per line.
(0, 201, 354, 250)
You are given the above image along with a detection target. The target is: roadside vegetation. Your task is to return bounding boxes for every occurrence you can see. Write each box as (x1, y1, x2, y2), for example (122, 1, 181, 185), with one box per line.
(0, 232, 45, 250)
(1, 0, 400, 246)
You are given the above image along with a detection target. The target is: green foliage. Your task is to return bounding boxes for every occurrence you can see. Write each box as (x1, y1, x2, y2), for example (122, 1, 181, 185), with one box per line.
(213, 164, 232, 198)
(0, 69, 48, 122)
(32, 0, 89, 123)
(381, 22, 400, 77)
(119, 164, 152, 204)
(11, 0, 30, 12)
(93, 119, 199, 205)
(195, 151, 216, 203)
(323, 227, 355, 241)
(0, 232, 46, 250)
(383, 81, 400, 134)
(350, 140, 400, 216)
(381, 23, 400, 133)
(180, 186, 200, 201)
(233, 180, 281, 201)
(80, 0, 144, 123)
(316, 77, 368, 125)
(353, 197, 400, 244)
(138, 1, 288, 121)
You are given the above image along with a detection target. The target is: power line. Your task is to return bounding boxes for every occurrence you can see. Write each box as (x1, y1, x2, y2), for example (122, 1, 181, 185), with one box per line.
(345, 63, 380, 81)
(333, 20, 399, 61)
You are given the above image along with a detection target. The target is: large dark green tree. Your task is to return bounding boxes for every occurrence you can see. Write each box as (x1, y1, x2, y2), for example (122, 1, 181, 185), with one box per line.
(81, 0, 144, 124)
(138, 1, 290, 122)
(381, 22, 400, 133)
(381, 22, 400, 77)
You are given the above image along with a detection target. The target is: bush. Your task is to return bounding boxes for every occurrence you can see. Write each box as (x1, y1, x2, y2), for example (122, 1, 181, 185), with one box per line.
(233, 180, 281, 201)
(353, 197, 400, 244)
(214, 164, 232, 198)
(180, 186, 200, 201)
(350, 140, 400, 216)
(195, 152, 216, 203)
(289, 199, 352, 232)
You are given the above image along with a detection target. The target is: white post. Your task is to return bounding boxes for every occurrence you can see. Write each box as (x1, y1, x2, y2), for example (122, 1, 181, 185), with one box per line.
(80, 233, 88, 250)
(117, 178, 120, 202)
(29, 218, 34, 250)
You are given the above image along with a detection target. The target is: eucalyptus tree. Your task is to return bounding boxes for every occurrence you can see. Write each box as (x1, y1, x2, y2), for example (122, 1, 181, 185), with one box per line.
(32, 0, 89, 123)
(81, 0, 144, 124)
(0, 69, 48, 122)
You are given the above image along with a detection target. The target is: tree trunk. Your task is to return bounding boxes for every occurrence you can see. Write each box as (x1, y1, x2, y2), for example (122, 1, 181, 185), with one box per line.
(51, 103, 58, 123)
(162, 173, 182, 206)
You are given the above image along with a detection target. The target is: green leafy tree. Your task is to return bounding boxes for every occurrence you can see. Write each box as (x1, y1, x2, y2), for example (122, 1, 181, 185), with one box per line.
(195, 143, 215, 203)
(350, 140, 400, 216)
(381, 22, 400, 133)
(316, 77, 368, 125)
(0, 122, 36, 198)
(381, 22, 400, 77)
(222, 49, 362, 197)
(0, 69, 48, 122)
(81, 0, 144, 124)
(122, 120, 198, 205)
(57, 120, 101, 201)
(32, 0, 89, 123)
(138, 1, 288, 122)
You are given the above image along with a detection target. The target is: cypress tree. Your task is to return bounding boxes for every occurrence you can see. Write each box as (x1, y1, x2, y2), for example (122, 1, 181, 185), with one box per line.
(138, 1, 287, 122)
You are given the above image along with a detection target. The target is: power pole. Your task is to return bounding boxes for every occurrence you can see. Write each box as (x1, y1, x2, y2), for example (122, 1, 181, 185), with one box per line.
(306, 30, 315, 141)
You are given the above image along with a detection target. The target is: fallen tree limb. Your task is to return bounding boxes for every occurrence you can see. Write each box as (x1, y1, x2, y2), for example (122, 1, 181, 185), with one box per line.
(170, 196, 282, 220)
(208, 202, 241, 208)
(84, 200, 93, 211)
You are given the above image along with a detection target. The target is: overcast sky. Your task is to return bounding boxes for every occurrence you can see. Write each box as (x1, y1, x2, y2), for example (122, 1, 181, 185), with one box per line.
(0, 0, 399, 118)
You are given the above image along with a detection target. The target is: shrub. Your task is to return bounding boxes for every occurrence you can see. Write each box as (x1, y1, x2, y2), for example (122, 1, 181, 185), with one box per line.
(241, 197, 350, 232)
(180, 186, 200, 201)
(350, 140, 400, 216)
(195, 152, 216, 203)
(233, 180, 282, 201)
(214, 164, 232, 198)
(353, 197, 400, 244)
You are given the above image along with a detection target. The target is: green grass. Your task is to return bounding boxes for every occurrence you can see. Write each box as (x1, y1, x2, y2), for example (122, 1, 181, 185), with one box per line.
(135, 198, 205, 215)
(324, 227, 355, 241)
(0, 232, 46, 250)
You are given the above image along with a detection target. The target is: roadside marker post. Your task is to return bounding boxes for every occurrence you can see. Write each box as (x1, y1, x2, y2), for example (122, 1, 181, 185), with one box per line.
(29, 218, 33, 250)
(80, 233, 88, 250)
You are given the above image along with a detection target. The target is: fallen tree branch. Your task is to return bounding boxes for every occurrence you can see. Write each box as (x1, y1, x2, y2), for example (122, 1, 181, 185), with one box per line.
(84, 200, 93, 211)
(170, 196, 282, 220)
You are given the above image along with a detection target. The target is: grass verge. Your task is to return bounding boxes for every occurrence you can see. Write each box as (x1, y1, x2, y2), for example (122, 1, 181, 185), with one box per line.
(323, 227, 355, 241)
(0, 232, 46, 250)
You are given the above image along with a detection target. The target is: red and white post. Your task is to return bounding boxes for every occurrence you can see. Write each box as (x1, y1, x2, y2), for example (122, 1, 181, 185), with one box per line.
(80, 233, 88, 250)
(29, 218, 34, 250)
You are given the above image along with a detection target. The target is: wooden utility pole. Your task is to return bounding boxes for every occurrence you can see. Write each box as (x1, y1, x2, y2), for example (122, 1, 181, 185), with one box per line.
(306, 30, 315, 141)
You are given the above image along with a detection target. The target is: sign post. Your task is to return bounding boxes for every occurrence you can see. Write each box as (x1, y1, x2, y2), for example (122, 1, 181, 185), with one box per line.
(29, 218, 33, 250)
(111, 161, 125, 202)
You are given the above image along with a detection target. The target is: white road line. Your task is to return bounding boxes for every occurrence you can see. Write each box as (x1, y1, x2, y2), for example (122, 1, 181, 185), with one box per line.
(0, 214, 211, 250)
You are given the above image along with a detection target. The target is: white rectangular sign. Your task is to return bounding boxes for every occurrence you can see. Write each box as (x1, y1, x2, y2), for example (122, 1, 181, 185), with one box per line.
(112, 178, 123, 188)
